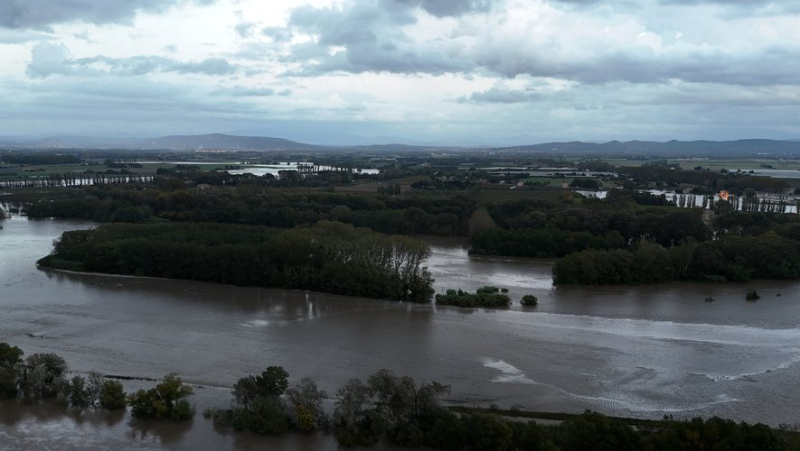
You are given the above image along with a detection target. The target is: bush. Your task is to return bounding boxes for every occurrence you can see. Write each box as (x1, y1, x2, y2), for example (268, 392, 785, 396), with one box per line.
(704, 296, 715, 303)
(746, 290, 760, 301)
(521, 295, 538, 306)
(436, 287, 511, 308)
(100, 380, 127, 409)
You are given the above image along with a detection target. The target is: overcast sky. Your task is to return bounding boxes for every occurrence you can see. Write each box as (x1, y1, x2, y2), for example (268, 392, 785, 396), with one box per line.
(1, 0, 799, 145)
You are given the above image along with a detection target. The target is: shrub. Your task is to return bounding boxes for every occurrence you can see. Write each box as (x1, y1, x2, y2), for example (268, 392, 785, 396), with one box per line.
(435, 288, 511, 308)
(521, 295, 538, 306)
(100, 380, 127, 409)
(128, 373, 194, 421)
(745, 290, 760, 301)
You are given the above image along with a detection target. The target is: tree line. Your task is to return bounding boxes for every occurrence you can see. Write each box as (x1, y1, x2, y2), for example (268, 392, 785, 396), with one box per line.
(472, 204, 709, 258)
(6, 342, 790, 451)
(553, 233, 800, 285)
(26, 185, 475, 236)
(37, 221, 435, 302)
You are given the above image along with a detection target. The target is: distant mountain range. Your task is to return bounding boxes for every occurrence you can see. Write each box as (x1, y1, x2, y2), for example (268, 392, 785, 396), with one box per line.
(3, 134, 800, 156)
(497, 139, 800, 156)
(0, 133, 318, 151)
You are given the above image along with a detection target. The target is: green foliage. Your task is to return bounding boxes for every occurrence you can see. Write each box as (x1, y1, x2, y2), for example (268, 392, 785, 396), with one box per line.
(470, 227, 627, 258)
(521, 295, 538, 306)
(746, 290, 760, 301)
(39, 221, 435, 302)
(554, 234, 800, 285)
(286, 377, 328, 433)
(67, 376, 91, 408)
(214, 366, 310, 436)
(436, 287, 511, 308)
(99, 379, 127, 409)
(0, 343, 23, 398)
(231, 397, 292, 435)
(465, 413, 514, 451)
(22, 353, 68, 399)
(26, 186, 475, 236)
(331, 370, 452, 448)
(233, 366, 289, 405)
(128, 373, 194, 421)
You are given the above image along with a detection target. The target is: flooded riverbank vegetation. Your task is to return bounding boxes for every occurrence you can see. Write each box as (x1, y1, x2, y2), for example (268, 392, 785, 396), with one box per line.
(435, 286, 512, 308)
(553, 233, 800, 285)
(37, 221, 435, 302)
(2, 342, 797, 450)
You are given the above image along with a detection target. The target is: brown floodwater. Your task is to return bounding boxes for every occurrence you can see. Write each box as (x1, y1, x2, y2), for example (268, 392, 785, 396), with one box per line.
(1, 214, 800, 449)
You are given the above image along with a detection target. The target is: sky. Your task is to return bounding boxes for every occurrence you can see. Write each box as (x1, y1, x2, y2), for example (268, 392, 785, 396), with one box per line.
(1, 0, 799, 146)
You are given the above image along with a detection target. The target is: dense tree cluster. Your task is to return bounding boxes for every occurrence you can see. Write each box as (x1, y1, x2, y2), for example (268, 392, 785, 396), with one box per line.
(472, 204, 708, 258)
(208, 365, 792, 450)
(27, 186, 475, 236)
(471, 228, 626, 258)
(553, 233, 800, 285)
(619, 166, 789, 194)
(0, 154, 82, 165)
(205, 366, 327, 435)
(128, 374, 194, 421)
(38, 221, 435, 302)
(0, 342, 126, 410)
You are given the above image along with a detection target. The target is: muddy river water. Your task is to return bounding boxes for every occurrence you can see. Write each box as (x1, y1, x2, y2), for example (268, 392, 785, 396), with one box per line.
(1, 216, 800, 449)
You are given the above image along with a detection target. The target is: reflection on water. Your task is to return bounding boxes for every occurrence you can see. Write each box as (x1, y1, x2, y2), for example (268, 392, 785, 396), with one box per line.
(2, 216, 800, 449)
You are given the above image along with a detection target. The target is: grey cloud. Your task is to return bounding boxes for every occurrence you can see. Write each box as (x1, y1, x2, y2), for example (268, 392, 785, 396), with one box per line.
(400, 0, 492, 17)
(264, 0, 800, 87)
(0, 28, 53, 43)
(460, 86, 543, 104)
(282, 1, 468, 75)
(27, 43, 238, 78)
(172, 58, 236, 75)
(0, 0, 217, 30)
(26, 42, 73, 78)
(262, 27, 292, 42)
(235, 22, 255, 38)
(215, 86, 276, 97)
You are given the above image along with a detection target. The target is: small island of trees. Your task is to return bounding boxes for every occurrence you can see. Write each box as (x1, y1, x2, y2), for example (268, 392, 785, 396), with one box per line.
(37, 221, 435, 302)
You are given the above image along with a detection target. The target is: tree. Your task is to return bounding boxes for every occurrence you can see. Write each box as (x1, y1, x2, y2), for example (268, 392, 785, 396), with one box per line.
(286, 377, 328, 433)
(332, 379, 377, 446)
(100, 379, 127, 409)
(129, 373, 194, 421)
(233, 366, 289, 405)
(0, 343, 23, 398)
(67, 376, 91, 407)
(22, 353, 68, 399)
(86, 371, 104, 406)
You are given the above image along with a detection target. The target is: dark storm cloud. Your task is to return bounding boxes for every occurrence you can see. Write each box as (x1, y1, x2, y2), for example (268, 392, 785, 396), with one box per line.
(26, 42, 238, 78)
(0, 0, 216, 30)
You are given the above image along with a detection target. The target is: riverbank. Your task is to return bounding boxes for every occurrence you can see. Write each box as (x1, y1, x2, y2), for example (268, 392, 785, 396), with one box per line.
(2, 216, 800, 446)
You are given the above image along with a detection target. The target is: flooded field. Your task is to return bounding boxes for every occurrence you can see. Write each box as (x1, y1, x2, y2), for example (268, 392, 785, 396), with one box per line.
(1, 216, 800, 449)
